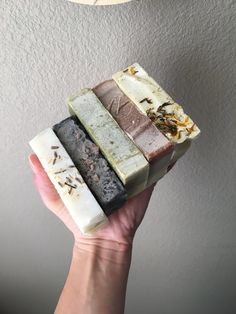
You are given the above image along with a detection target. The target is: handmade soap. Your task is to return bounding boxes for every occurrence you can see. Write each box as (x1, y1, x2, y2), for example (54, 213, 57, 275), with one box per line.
(68, 89, 149, 196)
(113, 63, 200, 161)
(93, 80, 175, 186)
(53, 117, 127, 215)
(29, 128, 108, 235)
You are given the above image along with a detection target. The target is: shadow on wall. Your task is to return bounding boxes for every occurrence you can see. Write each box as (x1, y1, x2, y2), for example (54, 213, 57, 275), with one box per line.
(158, 47, 232, 167)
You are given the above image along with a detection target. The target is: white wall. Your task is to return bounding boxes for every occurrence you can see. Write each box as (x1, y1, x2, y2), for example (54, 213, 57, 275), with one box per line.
(0, 0, 235, 313)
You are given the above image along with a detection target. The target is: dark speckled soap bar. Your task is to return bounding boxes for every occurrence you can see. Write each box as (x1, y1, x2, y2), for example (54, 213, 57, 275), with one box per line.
(53, 116, 127, 215)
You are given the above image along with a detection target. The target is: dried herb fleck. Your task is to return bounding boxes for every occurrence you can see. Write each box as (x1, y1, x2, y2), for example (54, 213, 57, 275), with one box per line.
(158, 103, 171, 110)
(66, 177, 72, 184)
(140, 98, 153, 104)
(52, 151, 61, 165)
(75, 177, 83, 184)
(55, 169, 66, 174)
(65, 182, 77, 189)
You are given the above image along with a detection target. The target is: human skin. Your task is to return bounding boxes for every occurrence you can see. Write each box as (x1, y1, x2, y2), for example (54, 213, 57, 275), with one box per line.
(29, 153, 169, 314)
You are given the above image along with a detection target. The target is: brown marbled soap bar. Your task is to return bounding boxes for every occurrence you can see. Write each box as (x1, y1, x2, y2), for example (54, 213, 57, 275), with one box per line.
(93, 80, 175, 186)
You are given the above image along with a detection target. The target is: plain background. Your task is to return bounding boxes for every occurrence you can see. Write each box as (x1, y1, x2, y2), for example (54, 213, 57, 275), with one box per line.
(0, 0, 236, 313)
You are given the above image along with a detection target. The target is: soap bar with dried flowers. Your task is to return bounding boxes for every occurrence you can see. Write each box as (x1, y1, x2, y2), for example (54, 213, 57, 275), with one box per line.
(113, 63, 200, 161)
(68, 88, 149, 197)
(29, 128, 108, 235)
(53, 116, 127, 215)
(93, 80, 175, 187)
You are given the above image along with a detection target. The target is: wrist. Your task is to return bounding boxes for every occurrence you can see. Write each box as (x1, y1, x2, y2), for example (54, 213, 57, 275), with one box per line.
(73, 238, 132, 265)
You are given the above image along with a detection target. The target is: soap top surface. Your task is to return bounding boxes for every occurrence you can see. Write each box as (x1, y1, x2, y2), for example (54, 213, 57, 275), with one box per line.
(29, 127, 107, 234)
(53, 116, 127, 214)
(93, 80, 174, 161)
(113, 63, 200, 144)
(68, 88, 149, 184)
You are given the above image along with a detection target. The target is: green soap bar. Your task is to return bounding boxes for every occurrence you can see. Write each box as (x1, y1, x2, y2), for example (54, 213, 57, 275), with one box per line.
(68, 89, 149, 197)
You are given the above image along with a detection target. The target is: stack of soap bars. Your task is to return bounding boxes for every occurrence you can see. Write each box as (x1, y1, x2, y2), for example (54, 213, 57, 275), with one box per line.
(29, 63, 200, 235)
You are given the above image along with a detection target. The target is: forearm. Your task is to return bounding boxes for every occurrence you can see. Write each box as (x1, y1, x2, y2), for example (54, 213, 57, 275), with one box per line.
(55, 239, 132, 314)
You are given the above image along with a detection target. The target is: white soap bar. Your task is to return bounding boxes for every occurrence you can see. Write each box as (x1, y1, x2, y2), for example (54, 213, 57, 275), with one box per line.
(113, 63, 200, 164)
(68, 89, 149, 197)
(29, 128, 108, 235)
(113, 63, 174, 115)
(113, 63, 200, 144)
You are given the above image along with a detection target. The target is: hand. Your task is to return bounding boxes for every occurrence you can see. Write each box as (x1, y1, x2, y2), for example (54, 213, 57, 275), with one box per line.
(29, 153, 159, 246)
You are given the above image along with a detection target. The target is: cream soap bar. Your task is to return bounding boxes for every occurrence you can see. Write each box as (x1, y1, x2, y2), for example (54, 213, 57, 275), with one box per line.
(113, 63, 200, 161)
(29, 128, 108, 235)
(68, 89, 149, 196)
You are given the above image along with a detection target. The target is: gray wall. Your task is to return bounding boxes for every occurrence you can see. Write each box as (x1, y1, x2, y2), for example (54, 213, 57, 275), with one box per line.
(0, 0, 236, 313)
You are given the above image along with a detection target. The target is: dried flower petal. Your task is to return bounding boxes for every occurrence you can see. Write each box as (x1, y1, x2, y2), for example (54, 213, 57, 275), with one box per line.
(127, 66, 138, 75)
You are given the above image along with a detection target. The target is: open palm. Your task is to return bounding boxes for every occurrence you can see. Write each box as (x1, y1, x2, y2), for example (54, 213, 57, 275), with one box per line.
(29, 154, 157, 245)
